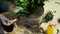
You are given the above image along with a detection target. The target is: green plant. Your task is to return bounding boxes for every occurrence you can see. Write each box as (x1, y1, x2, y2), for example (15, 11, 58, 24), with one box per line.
(26, 0, 49, 15)
(2, 0, 49, 17)
(45, 11, 54, 21)
(13, 0, 28, 8)
(13, 7, 29, 16)
(12, 0, 48, 14)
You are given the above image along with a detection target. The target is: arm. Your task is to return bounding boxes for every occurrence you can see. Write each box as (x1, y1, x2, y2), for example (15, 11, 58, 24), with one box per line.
(0, 14, 17, 26)
(0, 14, 10, 26)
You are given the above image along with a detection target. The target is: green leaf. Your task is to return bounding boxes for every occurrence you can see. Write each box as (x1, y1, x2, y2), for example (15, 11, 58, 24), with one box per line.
(45, 10, 54, 21)
(20, 0, 24, 2)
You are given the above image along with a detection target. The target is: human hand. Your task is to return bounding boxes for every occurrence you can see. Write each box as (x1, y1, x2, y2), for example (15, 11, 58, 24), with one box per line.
(0, 14, 10, 26)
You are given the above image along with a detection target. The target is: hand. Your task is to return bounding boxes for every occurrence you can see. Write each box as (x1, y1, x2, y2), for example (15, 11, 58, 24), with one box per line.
(0, 14, 10, 26)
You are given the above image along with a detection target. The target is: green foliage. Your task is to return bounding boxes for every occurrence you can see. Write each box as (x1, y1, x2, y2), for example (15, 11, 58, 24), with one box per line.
(2, 0, 48, 17)
(32, 0, 48, 8)
(26, 0, 48, 15)
(12, 0, 28, 8)
(13, 7, 29, 16)
(13, 0, 49, 17)
(45, 11, 54, 21)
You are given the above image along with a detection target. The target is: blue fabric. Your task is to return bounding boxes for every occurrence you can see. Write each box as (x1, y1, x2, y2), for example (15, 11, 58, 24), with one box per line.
(0, 1, 10, 12)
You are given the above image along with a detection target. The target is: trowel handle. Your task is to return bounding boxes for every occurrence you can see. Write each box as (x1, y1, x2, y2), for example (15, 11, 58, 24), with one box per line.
(9, 19, 17, 25)
(11, 19, 17, 23)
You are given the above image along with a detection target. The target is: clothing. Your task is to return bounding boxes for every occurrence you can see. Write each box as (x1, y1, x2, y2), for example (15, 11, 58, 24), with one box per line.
(0, 1, 9, 13)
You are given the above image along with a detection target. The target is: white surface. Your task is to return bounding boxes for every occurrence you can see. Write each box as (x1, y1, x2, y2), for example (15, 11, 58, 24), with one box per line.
(41, 0, 60, 34)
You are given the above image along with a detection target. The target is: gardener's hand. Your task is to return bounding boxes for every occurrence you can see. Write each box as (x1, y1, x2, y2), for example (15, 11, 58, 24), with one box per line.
(0, 14, 10, 26)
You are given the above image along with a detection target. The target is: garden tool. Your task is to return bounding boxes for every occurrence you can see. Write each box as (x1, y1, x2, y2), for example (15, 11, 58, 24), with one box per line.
(2, 19, 17, 32)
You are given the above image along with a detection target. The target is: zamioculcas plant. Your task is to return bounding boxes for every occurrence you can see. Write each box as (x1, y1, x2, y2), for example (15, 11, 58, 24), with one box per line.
(10, 0, 49, 17)
(45, 11, 54, 22)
